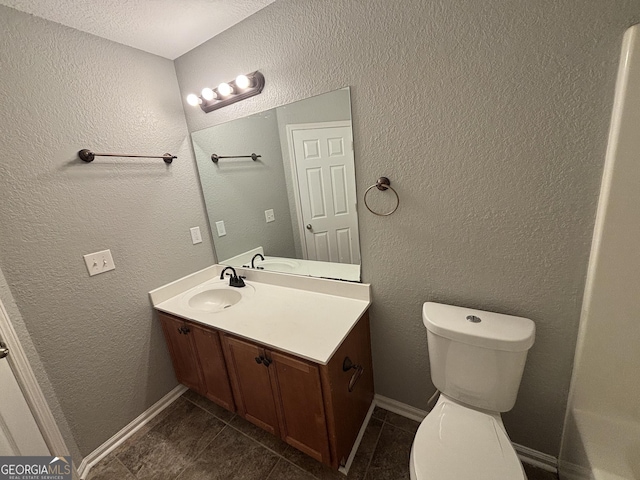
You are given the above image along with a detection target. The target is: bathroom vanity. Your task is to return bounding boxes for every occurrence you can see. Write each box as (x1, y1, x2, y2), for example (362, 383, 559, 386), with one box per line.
(149, 265, 373, 470)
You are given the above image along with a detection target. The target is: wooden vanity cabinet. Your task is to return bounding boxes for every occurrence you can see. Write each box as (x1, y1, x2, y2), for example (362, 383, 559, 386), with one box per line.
(319, 312, 374, 468)
(158, 309, 373, 470)
(222, 335, 331, 464)
(158, 312, 235, 411)
(221, 312, 373, 469)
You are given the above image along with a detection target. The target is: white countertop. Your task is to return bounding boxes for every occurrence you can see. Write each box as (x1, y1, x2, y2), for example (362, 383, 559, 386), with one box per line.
(149, 265, 371, 365)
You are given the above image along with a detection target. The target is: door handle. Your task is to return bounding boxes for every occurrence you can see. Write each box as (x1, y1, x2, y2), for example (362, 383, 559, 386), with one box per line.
(306, 224, 312, 230)
(0, 341, 8, 360)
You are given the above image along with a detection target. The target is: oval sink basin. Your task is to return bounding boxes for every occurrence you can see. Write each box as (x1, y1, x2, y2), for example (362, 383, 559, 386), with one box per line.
(180, 280, 255, 313)
(188, 289, 242, 311)
(260, 259, 300, 272)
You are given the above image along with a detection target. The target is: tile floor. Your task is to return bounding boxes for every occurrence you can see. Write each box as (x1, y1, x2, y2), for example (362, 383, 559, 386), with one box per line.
(87, 390, 558, 480)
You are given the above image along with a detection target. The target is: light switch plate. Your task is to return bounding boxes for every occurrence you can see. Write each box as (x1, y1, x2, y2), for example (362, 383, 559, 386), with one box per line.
(215, 220, 226, 237)
(265, 209, 275, 223)
(190, 226, 202, 244)
(83, 249, 115, 277)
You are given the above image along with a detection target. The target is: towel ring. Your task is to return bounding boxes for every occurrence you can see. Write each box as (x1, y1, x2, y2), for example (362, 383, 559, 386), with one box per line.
(364, 177, 399, 216)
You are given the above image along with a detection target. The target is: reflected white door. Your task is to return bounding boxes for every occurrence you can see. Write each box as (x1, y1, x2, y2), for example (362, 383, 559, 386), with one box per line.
(0, 340, 49, 455)
(292, 125, 360, 264)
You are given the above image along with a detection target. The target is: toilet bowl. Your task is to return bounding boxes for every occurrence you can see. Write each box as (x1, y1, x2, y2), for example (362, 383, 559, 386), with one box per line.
(410, 395, 526, 479)
(410, 302, 535, 480)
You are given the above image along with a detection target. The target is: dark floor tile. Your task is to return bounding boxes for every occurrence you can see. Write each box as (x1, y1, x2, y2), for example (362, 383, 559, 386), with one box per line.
(282, 446, 346, 480)
(116, 397, 226, 480)
(383, 411, 420, 435)
(266, 459, 316, 480)
(343, 418, 384, 480)
(229, 414, 289, 454)
(177, 426, 279, 480)
(365, 423, 413, 480)
(182, 389, 235, 423)
(86, 458, 135, 480)
(371, 406, 387, 421)
(110, 396, 176, 458)
(523, 464, 559, 480)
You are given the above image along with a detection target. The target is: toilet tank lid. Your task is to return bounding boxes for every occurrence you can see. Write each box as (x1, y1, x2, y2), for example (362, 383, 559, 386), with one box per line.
(422, 302, 535, 352)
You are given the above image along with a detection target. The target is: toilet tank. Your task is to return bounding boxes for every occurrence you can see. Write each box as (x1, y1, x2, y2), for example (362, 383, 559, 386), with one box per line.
(423, 302, 535, 412)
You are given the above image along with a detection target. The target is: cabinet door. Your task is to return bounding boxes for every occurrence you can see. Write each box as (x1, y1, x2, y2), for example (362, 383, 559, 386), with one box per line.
(222, 335, 280, 436)
(190, 324, 235, 412)
(269, 350, 331, 464)
(158, 313, 202, 392)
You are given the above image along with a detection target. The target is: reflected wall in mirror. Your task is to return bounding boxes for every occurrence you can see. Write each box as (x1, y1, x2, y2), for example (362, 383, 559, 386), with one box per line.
(191, 88, 361, 281)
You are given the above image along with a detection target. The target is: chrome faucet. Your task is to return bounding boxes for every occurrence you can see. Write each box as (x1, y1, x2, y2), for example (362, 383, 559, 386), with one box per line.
(251, 253, 265, 269)
(219, 266, 246, 288)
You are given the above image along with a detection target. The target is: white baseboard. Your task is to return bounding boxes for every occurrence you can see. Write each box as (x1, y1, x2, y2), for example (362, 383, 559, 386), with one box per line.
(374, 394, 430, 423)
(77, 384, 187, 479)
(513, 442, 558, 473)
(374, 394, 558, 474)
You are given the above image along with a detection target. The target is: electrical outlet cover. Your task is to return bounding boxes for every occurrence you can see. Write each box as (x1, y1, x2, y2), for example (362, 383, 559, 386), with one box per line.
(215, 221, 226, 237)
(265, 209, 275, 223)
(190, 226, 202, 244)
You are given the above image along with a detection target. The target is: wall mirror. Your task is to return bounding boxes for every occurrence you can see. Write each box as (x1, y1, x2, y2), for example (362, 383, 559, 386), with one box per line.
(191, 87, 361, 282)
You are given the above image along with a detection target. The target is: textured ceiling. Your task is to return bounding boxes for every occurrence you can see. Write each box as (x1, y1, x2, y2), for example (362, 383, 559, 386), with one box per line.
(0, 0, 276, 59)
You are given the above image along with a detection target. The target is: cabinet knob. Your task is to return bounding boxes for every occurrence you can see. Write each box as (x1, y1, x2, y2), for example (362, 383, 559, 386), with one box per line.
(255, 356, 263, 364)
(177, 327, 183, 335)
(262, 357, 272, 367)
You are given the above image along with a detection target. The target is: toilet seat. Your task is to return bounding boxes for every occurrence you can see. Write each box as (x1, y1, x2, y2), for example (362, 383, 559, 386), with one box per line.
(410, 395, 526, 480)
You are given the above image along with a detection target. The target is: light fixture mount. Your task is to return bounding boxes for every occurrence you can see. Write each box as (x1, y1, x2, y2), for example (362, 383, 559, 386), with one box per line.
(198, 71, 265, 113)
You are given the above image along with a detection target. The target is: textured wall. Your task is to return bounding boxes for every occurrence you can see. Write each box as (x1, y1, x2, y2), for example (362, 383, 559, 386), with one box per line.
(175, 0, 640, 455)
(0, 6, 214, 456)
(191, 111, 296, 261)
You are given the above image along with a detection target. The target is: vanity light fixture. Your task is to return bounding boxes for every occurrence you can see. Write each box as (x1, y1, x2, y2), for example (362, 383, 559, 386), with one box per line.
(185, 71, 265, 113)
(186, 94, 202, 107)
(201, 88, 216, 101)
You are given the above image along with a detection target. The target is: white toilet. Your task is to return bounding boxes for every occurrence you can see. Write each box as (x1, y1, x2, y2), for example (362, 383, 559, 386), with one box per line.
(410, 302, 536, 480)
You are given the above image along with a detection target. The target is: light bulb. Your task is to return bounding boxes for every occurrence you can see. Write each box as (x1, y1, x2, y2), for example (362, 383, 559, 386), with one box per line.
(186, 94, 201, 106)
(218, 82, 234, 96)
(201, 88, 216, 101)
(235, 74, 251, 90)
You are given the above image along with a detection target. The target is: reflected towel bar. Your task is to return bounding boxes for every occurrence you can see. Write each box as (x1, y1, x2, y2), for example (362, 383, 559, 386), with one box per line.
(78, 149, 176, 164)
(211, 153, 261, 163)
